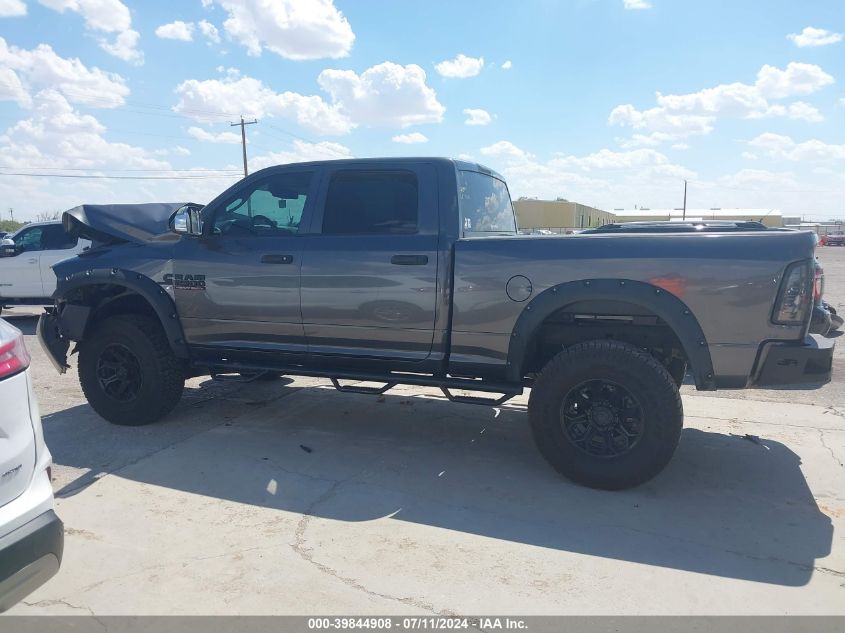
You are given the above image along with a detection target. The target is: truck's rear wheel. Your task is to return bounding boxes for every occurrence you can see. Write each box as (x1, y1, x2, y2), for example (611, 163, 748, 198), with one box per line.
(528, 340, 683, 490)
(78, 315, 185, 426)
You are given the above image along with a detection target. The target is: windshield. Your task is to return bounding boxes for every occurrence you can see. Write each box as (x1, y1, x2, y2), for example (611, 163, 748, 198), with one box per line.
(458, 170, 517, 237)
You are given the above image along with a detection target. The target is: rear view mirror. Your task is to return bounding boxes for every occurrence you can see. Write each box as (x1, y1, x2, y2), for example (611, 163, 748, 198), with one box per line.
(170, 205, 203, 237)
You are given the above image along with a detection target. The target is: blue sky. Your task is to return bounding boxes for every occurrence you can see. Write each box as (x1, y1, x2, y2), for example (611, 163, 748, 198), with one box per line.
(0, 0, 843, 221)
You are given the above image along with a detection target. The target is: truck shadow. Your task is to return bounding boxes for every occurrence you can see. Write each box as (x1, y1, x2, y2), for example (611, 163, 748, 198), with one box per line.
(42, 383, 832, 588)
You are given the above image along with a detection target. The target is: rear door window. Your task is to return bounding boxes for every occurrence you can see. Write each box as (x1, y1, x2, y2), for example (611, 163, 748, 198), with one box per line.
(321, 170, 419, 235)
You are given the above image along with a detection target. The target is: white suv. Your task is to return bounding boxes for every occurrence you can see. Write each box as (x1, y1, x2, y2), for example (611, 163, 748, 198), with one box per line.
(0, 318, 62, 612)
(0, 221, 90, 314)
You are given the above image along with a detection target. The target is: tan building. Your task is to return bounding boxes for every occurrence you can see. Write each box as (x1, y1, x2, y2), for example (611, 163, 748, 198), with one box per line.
(513, 199, 615, 231)
(611, 208, 784, 227)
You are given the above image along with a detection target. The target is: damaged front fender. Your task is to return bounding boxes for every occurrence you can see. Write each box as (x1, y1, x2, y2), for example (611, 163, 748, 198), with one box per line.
(37, 310, 70, 374)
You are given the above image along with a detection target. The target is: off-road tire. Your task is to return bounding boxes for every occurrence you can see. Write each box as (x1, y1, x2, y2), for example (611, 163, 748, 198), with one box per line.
(528, 340, 683, 490)
(78, 314, 185, 426)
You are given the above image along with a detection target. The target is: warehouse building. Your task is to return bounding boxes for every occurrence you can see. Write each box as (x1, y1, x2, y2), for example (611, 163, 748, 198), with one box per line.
(513, 199, 615, 231)
(513, 199, 784, 231)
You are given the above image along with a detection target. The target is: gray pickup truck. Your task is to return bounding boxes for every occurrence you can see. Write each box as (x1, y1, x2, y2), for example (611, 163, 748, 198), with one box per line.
(38, 158, 834, 489)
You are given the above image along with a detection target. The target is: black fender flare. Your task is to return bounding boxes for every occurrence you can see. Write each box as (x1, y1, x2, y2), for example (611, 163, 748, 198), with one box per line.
(53, 267, 190, 359)
(506, 278, 716, 390)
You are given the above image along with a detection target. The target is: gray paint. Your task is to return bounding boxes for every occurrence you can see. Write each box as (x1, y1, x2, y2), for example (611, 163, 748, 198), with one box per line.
(47, 157, 817, 390)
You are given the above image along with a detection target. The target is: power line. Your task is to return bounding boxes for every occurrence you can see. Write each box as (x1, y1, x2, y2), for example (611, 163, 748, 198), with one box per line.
(0, 172, 240, 180)
(9, 166, 241, 173)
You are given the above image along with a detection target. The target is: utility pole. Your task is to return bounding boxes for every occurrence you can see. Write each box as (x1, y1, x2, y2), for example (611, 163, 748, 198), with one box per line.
(231, 116, 257, 177)
(682, 180, 687, 221)
(8, 208, 13, 222)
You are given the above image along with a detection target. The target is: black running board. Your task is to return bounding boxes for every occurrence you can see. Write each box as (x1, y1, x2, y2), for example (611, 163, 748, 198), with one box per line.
(205, 361, 522, 406)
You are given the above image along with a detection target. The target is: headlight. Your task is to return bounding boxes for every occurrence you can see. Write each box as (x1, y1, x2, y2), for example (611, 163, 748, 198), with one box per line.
(772, 260, 813, 326)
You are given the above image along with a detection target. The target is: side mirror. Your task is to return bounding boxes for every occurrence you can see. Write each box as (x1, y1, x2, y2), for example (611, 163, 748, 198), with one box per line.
(0, 238, 16, 257)
(170, 205, 203, 237)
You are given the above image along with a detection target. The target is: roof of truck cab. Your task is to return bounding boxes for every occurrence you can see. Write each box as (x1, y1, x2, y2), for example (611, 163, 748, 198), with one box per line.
(248, 157, 505, 182)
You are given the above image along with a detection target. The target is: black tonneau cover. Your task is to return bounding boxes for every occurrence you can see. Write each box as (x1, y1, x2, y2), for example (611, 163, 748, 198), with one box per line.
(63, 203, 191, 244)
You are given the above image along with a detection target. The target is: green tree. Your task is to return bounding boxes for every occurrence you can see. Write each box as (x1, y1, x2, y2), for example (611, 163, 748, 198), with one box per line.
(0, 219, 23, 234)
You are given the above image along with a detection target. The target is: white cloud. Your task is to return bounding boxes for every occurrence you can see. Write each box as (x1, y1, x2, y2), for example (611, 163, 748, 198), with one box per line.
(175, 75, 351, 134)
(478, 140, 697, 208)
(156, 20, 195, 42)
(501, 60, 512, 70)
(177, 62, 443, 134)
(39, 0, 130, 32)
(250, 139, 351, 171)
(187, 126, 242, 144)
(317, 62, 445, 128)
(480, 140, 532, 161)
(0, 37, 129, 108)
(749, 133, 845, 162)
(100, 29, 143, 65)
(671, 143, 689, 150)
(435, 54, 484, 78)
(199, 20, 221, 44)
(153, 145, 192, 157)
(755, 62, 834, 99)
(0, 90, 169, 170)
(0, 0, 26, 17)
(207, 0, 354, 60)
(623, 0, 652, 9)
(741, 152, 758, 160)
(392, 132, 428, 144)
(39, 0, 142, 63)
(749, 100, 823, 122)
(463, 108, 492, 126)
(610, 62, 834, 145)
(787, 27, 842, 48)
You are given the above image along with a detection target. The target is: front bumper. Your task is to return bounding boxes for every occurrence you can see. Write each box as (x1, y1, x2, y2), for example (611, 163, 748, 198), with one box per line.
(753, 334, 834, 386)
(0, 510, 64, 612)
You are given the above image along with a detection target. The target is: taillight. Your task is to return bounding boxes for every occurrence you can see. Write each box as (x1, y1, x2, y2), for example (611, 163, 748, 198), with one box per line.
(813, 261, 824, 303)
(0, 320, 30, 380)
(772, 260, 813, 326)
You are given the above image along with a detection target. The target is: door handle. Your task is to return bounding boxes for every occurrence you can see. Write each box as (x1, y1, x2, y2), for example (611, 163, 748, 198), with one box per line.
(260, 254, 294, 264)
(390, 254, 428, 266)
(27, 258, 37, 264)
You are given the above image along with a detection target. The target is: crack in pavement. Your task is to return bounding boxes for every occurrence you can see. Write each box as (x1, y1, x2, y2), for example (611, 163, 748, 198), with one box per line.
(819, 429, 845, 469)
(291, 475, 448, 615)
(21, 597, 107, 629)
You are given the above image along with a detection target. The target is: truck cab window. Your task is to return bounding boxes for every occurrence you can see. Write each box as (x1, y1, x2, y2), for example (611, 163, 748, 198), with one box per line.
(322, 170, 418, 235)
(40, 224, 78, 250)
(213, 171, 313, 236)
(458, 170, 517, 237)
(12, 227, 43, 253)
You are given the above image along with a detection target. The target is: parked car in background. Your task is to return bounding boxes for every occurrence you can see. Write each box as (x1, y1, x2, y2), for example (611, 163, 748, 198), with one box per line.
(0, 318, 63, 612)
(824, 233, 845, 246)
(579, 220, 779, 234)
(0, 221, 90, 315)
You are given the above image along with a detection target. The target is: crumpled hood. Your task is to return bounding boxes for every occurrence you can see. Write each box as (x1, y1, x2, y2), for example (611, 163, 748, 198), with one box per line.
(63, 202, 193, 244)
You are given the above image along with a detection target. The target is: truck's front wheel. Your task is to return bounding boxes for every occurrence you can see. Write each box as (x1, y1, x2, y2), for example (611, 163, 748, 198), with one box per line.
(528, 340, 683, 490)
(78, 315, 185, 426)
